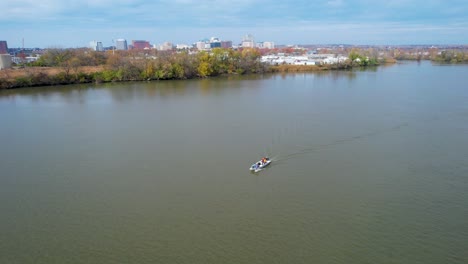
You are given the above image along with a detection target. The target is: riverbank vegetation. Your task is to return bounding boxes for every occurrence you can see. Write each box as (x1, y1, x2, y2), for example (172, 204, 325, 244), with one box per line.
(432, 50, 468, 63)
(1, 48, 269, 89)
(0, 46, 402, 89)
(390, 48, 468, 63)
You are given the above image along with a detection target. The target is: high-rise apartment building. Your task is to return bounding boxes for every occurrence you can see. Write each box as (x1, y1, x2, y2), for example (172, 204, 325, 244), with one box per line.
(221, 41, 232, 48)
(241, 34, 255, 48)
(196, 41, 206, 51)
(0, 41, 8, 54)
(115, 39, 128, 50)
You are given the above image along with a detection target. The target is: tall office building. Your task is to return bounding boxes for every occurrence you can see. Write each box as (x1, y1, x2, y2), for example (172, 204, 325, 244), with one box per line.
(115, 39, 128, 50)
(256, 41, 275, 49)
(0, 41, 8, 54)
(159, 42, 173, 51)
(263, 41, 275, 49)
(96, 42, 103, 51)
(89, 41, 104, 51)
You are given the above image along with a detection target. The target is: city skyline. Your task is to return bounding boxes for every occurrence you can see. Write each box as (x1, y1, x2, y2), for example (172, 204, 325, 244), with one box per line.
(1, 0, 468, 48)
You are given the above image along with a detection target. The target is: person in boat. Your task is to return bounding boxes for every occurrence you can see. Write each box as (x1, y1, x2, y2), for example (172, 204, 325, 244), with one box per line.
(261, 157, 267, 164)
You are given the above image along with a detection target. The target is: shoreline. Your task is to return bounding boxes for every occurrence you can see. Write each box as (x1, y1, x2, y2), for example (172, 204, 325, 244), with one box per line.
(0, 63, 385, 90)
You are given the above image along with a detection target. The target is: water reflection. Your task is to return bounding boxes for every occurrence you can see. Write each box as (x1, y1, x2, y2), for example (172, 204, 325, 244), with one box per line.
(0, 85, 102, 106)
(274, 70, 359, 81)
(0, 67, 391, 105)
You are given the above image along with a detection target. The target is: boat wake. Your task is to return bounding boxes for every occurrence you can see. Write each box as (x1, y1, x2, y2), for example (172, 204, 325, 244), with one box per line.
(256, 109, 468, 170)
(266, 121, 411, 165)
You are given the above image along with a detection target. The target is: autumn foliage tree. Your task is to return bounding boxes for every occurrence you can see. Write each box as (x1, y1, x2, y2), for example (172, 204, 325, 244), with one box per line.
(3, 47, 273, 88)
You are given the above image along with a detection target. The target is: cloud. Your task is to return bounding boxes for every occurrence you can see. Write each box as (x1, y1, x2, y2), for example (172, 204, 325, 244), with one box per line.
(2, 0, 467, 25)
(0, 0, 145, 21)
(2, 0, 468, 47)
(1, 0, 64, 19)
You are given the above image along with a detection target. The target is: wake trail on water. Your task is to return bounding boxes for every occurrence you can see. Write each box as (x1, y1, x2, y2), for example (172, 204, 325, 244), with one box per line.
(256, 102, 468, 170)
(260, 109, 468, 167)
(269, 121, 411, 164)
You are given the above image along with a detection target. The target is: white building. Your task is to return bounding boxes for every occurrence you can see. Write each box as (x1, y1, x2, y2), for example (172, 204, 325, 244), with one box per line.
(261, 53, 348, 65)
(0, 54, 12, 69)
(89, 41, 104, 51)
(176, 44, 191, 50)
(159, 42, 174, 51)
(195, 37, 224, 51)
(256, 41, 275, 49)
(242, 34, 255, 48)
(196, 41, 206, 51)
(115, 39, 128, 50)
(263, 41, 275, 49)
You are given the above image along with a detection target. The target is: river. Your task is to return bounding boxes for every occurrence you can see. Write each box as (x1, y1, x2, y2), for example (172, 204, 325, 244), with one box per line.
(1, 61, 467, 263)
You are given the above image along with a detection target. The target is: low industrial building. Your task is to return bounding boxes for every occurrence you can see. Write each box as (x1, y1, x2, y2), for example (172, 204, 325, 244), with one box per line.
(261, 54, 349, 65)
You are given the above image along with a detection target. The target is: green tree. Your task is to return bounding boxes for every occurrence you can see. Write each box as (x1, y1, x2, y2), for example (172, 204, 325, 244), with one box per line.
(171, 63, 185, 79)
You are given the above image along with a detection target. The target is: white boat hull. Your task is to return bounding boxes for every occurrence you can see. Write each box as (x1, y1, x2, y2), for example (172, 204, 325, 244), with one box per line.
(249, 159, 271, 172)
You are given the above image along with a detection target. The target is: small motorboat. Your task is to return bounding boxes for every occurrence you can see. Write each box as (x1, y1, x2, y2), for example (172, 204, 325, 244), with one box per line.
(249, 157, 271, 172)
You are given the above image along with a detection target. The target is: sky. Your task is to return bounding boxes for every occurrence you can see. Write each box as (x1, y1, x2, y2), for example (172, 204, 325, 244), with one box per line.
(1, 0, 468, 48)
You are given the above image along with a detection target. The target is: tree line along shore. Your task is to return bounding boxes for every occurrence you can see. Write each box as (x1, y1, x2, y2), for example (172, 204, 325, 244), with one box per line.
(1, 47, 466, 90)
